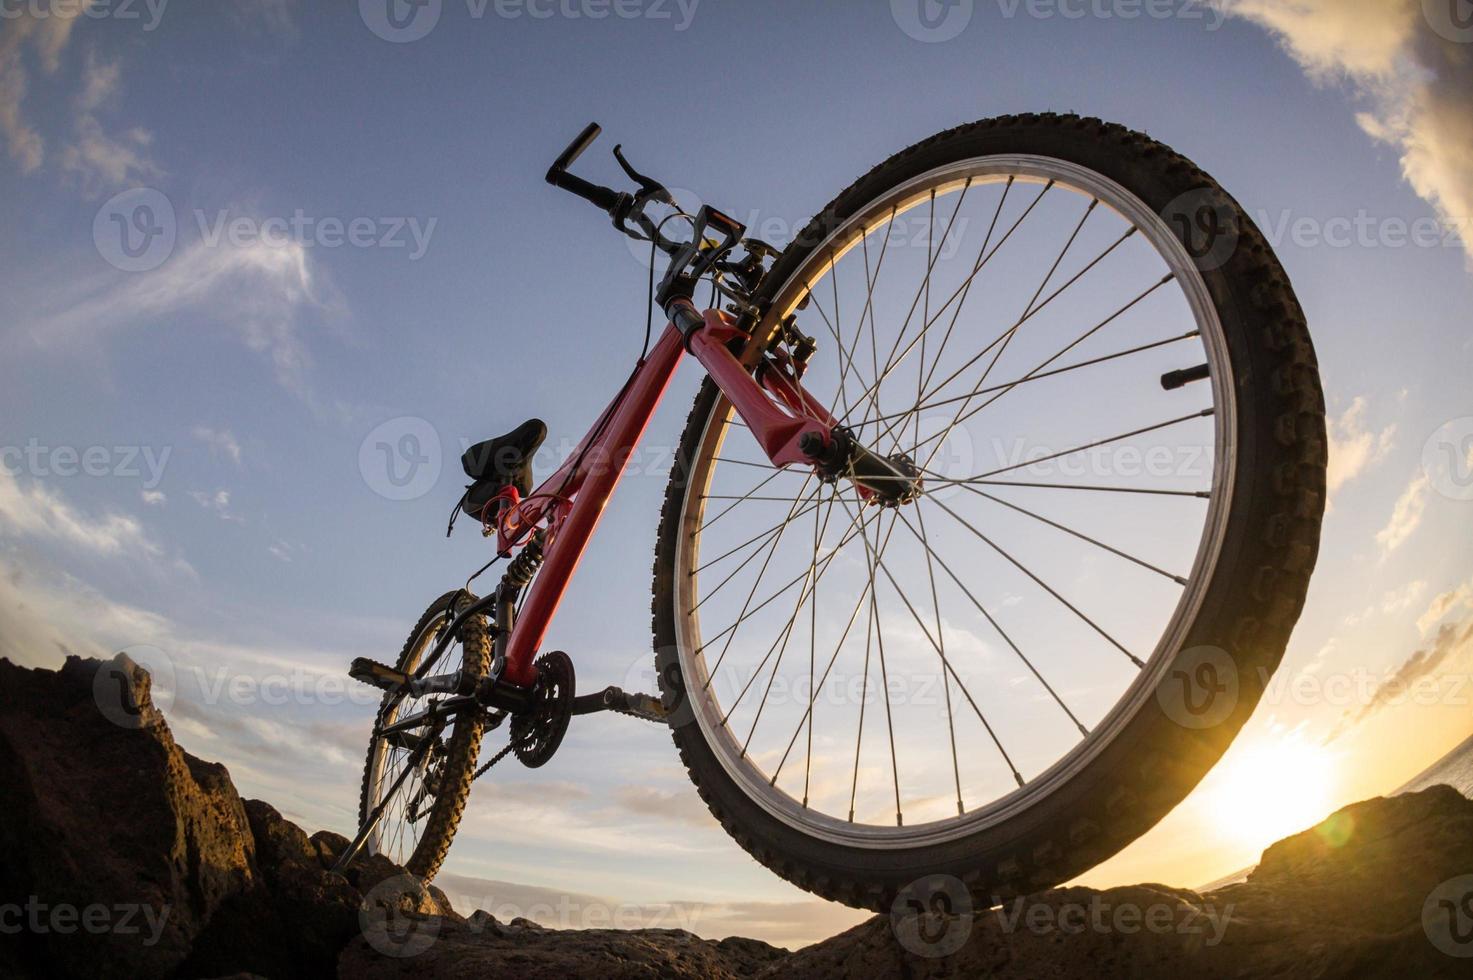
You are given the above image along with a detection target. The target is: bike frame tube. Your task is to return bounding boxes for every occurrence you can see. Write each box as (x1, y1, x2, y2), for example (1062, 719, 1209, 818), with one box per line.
(495, 308, 838, 687)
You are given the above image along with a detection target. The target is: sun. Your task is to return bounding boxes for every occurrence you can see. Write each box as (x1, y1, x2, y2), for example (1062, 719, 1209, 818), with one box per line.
(1201, 733, 1340, 851)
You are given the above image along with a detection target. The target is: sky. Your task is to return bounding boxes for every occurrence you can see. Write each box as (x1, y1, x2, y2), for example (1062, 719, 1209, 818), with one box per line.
(2, 0, 1472, 951)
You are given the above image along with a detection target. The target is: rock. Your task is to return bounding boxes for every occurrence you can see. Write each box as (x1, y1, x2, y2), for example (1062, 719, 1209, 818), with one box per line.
(5, 654, 1472, 980)
(338, 917, 788, 979)
(759, 788, 1473, 980)
(0, 656, 456, 979)
(0, 655, 257, 978)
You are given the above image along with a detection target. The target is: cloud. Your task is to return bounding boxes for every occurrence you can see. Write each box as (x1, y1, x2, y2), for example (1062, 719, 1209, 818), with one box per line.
(1326, 620, 1473, 741)
(59, 51, 161, 196)
(0, 3, 90, 172)
(1325, 397, 1396, 498)
(1419, 577, 1473, 634)
(1382, 579, 1427, 614)
(609, 785, 717, 828)
(0, 9, 159, 194)
(1376, 472, 1430, 552)
(18, 237, 333, 396)
(231, 0, 300, 38)
(188, 488, 243, 522)
(432, 871, 865, 949)
(140, 489, 166, 506)
(193, 426, 243, 466)
(0, 466, 160, 558)
(1227, 0, 1473, 264)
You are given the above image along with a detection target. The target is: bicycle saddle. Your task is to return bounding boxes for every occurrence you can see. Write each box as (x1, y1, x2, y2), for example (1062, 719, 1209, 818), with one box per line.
(461, 418, 547, 500)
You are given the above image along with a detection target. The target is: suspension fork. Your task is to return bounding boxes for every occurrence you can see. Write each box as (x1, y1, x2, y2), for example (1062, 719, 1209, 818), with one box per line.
(671, 300, 839, 463)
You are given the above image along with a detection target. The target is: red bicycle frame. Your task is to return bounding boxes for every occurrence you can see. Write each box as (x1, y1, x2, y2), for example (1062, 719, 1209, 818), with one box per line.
(489, 304, 838, 687)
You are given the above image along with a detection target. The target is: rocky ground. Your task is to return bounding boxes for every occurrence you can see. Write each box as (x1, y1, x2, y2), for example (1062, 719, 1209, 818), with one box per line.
(2, 653, 1470, 978)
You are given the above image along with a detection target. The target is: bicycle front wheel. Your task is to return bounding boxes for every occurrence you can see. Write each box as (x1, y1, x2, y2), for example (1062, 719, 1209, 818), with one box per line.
(651, 114, 1325, 910)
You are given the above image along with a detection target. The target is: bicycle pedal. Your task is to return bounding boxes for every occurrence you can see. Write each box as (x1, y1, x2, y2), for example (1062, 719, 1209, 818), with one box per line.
(607, 688, 668, 723)
(350, 657, 411, 692)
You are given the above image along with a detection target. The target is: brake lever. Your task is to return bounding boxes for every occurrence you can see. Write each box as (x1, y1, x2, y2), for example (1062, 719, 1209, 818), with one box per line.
(612, 144, 674, 206)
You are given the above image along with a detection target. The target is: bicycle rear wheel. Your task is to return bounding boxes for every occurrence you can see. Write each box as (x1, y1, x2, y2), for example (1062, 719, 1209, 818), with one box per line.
(358, 590, 489, 880)
(651, 114, 1325, 910)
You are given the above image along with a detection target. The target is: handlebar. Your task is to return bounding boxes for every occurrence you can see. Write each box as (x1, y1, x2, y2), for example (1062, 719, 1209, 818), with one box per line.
(545, 122, 769, 319)
(545, 122, 625, 214)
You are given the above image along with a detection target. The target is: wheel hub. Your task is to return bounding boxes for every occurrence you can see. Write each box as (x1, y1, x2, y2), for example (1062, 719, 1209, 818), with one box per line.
(801, 427, 924, 507)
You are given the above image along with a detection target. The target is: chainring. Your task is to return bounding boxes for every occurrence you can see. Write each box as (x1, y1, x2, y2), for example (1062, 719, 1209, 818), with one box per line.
(510, 650, 575, 769)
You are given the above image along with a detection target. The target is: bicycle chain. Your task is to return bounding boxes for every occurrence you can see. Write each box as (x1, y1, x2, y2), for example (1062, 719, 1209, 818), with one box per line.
(470, 737, 522, 784)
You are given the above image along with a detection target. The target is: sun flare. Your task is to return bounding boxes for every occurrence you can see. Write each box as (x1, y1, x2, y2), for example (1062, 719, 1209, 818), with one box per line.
(1202, 735, 1340, 851)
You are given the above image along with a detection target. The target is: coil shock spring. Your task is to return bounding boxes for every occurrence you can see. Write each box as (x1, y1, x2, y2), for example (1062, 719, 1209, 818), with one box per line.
(502, 530, 546, 591)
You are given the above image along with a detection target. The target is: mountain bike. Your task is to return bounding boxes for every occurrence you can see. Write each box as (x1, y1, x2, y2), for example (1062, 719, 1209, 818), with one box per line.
(337, 114, 1326, 911)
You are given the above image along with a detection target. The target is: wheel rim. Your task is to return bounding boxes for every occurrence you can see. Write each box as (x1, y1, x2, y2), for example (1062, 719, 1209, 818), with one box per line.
(671, 155, 1238, 848)
(365, 611, 471, 864)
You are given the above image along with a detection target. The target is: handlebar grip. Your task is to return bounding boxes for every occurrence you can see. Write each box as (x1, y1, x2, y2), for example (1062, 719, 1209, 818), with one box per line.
(546, 121, 623, 213)
(548, 171, 622, 212)
(547, 122, 602, 182)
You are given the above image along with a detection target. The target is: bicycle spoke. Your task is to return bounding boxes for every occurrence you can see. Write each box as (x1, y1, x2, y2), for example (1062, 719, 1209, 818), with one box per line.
(735, 488, 841, 752)
(838, 498, 1026, 792)
(933, 477, 1210, 498)
(898, 274, 1180, 457)
(868, 182, 972, 406)
(767, 513, 902, 791)
(880, 220, 1140, 458)
(699, 490, 875, 682)
(926, 495, 1144, 668)
(887, 197, 1101, 461)
(912, 176, 1015, 402)
(853, 506, 904, 825)
(952, 483, 1188, 584)
(972, 409, 1213, 482)
(890, 506, 1089, 737)
(719, 492, 858, 726)
(912, 501, 964, 815)
(692, 495, 830, 576)
(861, 328, 1198, 428)
(856, 209, 898, 424)
(839, 179, 1053, 424)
